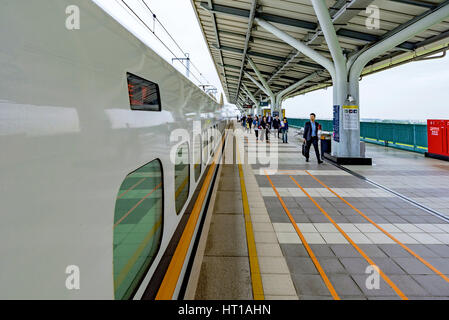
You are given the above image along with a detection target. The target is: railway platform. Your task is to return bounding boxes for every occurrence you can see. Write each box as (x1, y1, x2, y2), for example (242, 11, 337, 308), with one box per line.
(187, 123, 449, 300)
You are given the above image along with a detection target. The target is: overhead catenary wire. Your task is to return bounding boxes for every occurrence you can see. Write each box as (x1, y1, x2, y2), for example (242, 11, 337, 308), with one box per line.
(117, 0, 210, 87)
(141, 0, 209, 85)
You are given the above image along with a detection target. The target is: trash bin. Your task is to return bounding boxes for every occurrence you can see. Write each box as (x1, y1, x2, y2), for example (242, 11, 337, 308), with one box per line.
(320, 133, 332, 159)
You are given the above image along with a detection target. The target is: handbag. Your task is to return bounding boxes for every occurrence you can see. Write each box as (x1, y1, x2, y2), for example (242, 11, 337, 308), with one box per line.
(301, 141, 306, 157)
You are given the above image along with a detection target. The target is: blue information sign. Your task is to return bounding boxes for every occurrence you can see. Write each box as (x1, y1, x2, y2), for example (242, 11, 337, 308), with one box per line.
(333, 105, 340, 142)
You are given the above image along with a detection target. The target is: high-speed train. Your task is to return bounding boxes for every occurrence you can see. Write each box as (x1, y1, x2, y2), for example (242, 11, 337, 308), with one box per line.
(0, 0, 230, 299)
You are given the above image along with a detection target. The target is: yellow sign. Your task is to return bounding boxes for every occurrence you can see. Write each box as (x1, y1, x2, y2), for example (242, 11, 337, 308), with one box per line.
(262, 109, 286, 118)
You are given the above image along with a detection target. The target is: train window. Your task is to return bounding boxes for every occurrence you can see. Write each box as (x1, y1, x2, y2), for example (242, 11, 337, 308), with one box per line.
(202, 130, 209, 165)
(127, 72, 161, 111)
(113, 159, 163, 300)
(193, 134, 202, 182)
(209, 127, 214, 157)
(175, 142, 190, 214)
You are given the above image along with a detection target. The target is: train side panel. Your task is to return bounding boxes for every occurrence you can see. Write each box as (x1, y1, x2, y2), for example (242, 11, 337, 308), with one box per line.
(0, 0, 220, 299)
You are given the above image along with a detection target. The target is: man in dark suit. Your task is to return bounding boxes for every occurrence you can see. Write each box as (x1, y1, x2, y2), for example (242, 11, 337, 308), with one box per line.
(267, 112, 273, 125)
(272, 115, 281, 138)
(303, 113, 323, 164)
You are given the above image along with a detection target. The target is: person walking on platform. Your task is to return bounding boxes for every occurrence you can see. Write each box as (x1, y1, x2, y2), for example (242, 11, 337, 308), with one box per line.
(247, 115, 253, 133)
(281, 117, 289, 143)
(266, 113, 272, 128)
(241, 115, 246, 128)
(303, 113, 323, 164)
(261, 116, 269, 143)
(253, 116, 260, 142)
(272, 115, 281, 139)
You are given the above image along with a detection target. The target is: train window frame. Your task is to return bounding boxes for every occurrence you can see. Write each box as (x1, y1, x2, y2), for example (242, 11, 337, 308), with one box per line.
(193, 134, 202, 182)
(202, 129, 209, 166)
(113, 158, 164, 300)
(174, 142, 190, 215)
(127, 72, 162, 112)
(209, 127, 214, 157)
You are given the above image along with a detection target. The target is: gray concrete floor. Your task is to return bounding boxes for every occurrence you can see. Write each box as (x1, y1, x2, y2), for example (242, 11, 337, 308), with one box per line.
(194, 123, 449, 300)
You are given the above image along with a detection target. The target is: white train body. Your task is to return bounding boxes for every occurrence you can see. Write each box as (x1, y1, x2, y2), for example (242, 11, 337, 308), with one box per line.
(0, 0, 225, 299)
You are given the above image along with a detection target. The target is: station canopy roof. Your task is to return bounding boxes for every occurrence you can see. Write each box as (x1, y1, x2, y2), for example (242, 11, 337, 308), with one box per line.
(190, 0, 449, 106)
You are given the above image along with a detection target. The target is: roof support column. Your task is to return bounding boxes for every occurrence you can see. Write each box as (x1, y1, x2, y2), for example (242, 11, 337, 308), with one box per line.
(274, 72, 321, 120)
(312, 0, 358, 158)
(242, 84, 258, 116)
(247, 57, 276, 112)
(242, 83, 258, 106)
(275, 72, 321, 109)
(345, 1, 449, 157)
(243, 73, 264, 116)
(255, 17, 336, 80)
(349, 1, 449, 102)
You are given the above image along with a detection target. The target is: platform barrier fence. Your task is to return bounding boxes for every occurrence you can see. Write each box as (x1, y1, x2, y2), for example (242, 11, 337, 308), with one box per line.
(288, 118, 428, 153)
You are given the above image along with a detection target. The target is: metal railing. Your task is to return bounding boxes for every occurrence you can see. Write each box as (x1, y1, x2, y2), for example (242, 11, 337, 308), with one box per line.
(288, 118, 428, 153)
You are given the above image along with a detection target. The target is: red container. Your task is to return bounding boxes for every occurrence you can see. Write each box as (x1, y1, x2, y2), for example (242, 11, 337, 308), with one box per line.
(447, 120, 449, 155)
(427, 119, 448, 156)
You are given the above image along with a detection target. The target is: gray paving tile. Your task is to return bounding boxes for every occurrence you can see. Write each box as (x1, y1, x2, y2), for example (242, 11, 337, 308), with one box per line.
(330, 244, 360, 258)
(329, 274, 364, 296)
(291, 274, 333, 297)
(425, 244, 449, 258)
(288, 207, 305, 215)
(358, 244, 389, 258)
(298, 295, 334, 300)
(425, 258, 449, 273)
(339, 258, 371, 274)
(403, 216, 431, 224)
(393, 257, 435, 275)
(309, 244, 336, 257)
(402, 244, 440, 258)
(369, 257, 406, 275)
(378, 244, 411, 258)
(319, 257, 347, 274)
(424, 216, 449, 223)
(368, 215, 389, 223)
(326, 215, 348, 223)
(389, 275, 431, 296)
(280, 244, 308, 257)
(346, 215, 371, 223)
(383, 216, 409, 224)
(351, 274, 398, 297)
(308, 215, 331, 223)
(340, 296, 368, 300)
(407, 296, 449, 300)
(412, 275, 449, 296)
(267, 213, 290, 223)
(291, 215, 312, 223)
(264, 200, 283, 210)
(338, 209, 359, 216)
(285, 256, 319, 274)
(367, 296, 402, 300)
(266, 207, 287, 216)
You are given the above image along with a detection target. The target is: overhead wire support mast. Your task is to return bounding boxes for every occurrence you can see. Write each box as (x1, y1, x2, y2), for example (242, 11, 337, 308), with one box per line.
(141, 0, 209, 85)
(172, 54, 191, 78)
(118, 0, 210, 86)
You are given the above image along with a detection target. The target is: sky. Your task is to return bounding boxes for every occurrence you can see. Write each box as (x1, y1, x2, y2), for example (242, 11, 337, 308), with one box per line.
(95, 0, 449, 121)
